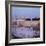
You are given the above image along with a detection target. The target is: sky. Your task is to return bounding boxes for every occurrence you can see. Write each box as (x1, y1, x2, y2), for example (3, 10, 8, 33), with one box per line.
(11, 7, 40, 19)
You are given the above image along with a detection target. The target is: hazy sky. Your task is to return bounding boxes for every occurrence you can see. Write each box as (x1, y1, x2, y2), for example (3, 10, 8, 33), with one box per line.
(11, 7, 40, 19)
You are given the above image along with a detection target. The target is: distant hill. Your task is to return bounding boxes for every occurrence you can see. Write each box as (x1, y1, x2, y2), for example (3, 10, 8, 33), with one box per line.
(32, 18, 40, 21)
(25, 18, 31, 21)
